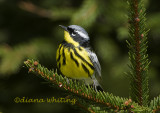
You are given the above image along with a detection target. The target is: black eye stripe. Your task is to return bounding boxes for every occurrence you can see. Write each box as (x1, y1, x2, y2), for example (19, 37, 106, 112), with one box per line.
(67, 27, 77, 35)
(67, 27, 74, 32)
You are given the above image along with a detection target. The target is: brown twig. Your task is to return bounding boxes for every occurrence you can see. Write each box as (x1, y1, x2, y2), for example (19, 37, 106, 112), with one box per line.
(18, 1, 52, 18)
(76, 102, 92, 113)
(24, 59, 135, 112)
(133, 0, 142, 106)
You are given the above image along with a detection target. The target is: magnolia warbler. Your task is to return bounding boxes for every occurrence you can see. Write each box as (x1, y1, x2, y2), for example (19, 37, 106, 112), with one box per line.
(56, 25, 102, 91)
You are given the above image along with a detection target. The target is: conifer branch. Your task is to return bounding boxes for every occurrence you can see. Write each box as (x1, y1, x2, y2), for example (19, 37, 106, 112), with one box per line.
(127, 0, 150, 106)
(24, 59, 143, 112)
(18, 1, 75, 20)
(149, 95, 160, 113)
(18, 1, 52, 18)
(134, 0, 142, 105)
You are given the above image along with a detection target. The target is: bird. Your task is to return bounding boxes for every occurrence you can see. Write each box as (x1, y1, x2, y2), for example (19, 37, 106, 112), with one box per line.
(56, 25, 102, 91)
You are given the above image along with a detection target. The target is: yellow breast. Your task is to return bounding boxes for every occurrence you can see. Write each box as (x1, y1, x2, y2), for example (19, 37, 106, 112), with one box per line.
(56, 44, 94, 79)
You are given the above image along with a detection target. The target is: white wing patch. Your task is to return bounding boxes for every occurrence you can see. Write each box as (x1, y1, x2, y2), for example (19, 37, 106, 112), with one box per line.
(75, 30, 89, 39)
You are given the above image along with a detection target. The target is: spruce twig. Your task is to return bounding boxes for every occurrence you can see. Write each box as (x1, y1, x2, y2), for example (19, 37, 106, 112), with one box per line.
(127, 0, 150, 106)
(18, 1, 74, 20)
(24, 59, 140, 112)
(149, 95, 160, 113)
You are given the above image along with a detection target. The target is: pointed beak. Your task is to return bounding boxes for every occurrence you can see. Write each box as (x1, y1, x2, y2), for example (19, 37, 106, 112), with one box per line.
(59, 25, 68, 31)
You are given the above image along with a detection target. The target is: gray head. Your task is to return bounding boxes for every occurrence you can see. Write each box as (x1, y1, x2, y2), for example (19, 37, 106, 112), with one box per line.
(59, 25, 90, 47)
(67, 25, 89, 39)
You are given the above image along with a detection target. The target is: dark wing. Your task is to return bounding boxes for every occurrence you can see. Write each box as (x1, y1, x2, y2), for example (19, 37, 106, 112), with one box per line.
(88, 50, 101, 78)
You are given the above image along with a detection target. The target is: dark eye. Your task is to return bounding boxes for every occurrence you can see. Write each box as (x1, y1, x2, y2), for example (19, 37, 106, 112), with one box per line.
(71, 31, 76, 36)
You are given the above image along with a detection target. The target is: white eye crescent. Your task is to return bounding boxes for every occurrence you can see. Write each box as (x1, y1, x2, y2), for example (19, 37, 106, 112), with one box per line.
(72, 32, 76, 36)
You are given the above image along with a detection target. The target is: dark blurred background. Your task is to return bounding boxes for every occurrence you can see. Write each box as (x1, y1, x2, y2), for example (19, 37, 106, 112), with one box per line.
(0, 0, 160, 112)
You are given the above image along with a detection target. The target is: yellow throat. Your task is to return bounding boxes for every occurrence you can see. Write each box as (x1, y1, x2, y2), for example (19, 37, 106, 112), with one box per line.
(64, 31, 79, 47)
